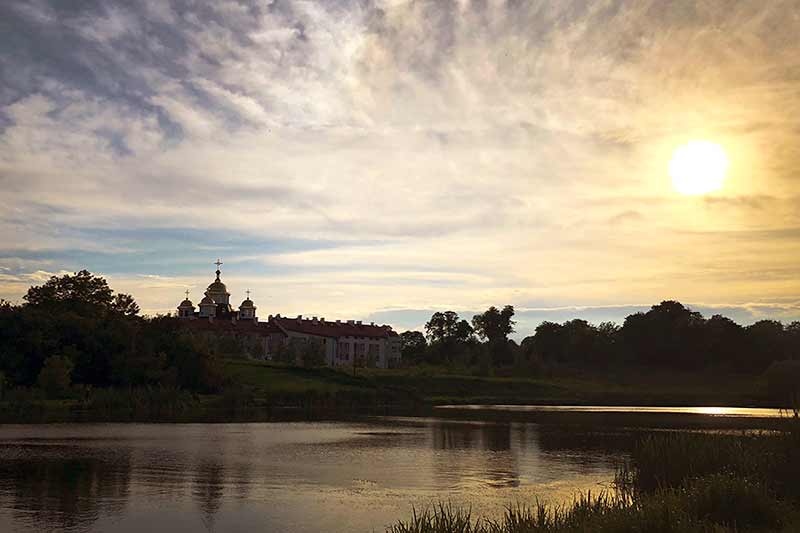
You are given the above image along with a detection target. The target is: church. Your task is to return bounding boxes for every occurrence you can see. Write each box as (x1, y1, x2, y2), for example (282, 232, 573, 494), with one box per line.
(176, 261, 402, 369)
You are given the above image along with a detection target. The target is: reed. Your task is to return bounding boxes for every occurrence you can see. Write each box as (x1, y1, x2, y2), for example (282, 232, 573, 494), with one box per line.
(389, 428, 800, 533)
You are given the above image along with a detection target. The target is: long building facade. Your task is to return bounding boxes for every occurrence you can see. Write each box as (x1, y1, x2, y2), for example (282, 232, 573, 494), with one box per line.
(176, 263, 401, 369)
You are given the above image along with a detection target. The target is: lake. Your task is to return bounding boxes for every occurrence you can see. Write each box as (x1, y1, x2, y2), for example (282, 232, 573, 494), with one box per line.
(0, 408, 779, 533)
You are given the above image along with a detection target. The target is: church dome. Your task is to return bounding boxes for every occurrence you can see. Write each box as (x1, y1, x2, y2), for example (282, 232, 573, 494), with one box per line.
(240, 298, 255, 308)
(179, 298, 194, 308)
(200, 293, 216, 305)
(207, 266, 230, 298)
(207, 279, 228, 292)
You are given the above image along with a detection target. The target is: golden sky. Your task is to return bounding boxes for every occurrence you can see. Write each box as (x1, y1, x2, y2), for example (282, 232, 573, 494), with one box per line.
(1, 0, 800, 334)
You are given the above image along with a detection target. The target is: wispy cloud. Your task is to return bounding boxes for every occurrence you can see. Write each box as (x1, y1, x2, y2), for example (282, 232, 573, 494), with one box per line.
(1, 0, 800, 328)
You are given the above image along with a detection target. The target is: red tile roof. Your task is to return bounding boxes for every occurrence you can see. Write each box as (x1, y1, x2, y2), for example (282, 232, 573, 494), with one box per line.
(272, 317, 396, 339)
(176, 316, 397, 339)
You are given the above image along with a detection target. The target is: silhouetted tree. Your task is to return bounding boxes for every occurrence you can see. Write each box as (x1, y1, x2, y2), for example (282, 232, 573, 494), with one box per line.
(472, 305, 516, 366)
(594, 321, 620, 366)
(424, 311, 474, 365)
(745, 320, 788, 373)
(0, 271, 221, 393)
(425, 311, 473, 343)
(24, 270, 114, 313)
(763, 360, 800, 416)
(472, 306, 516, 343)
(620, 301, 706, 367)
(400, 330, 427, 364)
(701, 315, 746, 371)
(111, 293, 140, 317)
(530, 321, 564, 362)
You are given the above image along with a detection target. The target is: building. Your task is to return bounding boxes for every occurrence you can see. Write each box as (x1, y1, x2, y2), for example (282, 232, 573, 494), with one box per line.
(177, 261, 401, 368)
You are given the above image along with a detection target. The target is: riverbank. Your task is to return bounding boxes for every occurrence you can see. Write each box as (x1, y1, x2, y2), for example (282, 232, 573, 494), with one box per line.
(0, 358, 781, 423)
(224, 359, 773, 407)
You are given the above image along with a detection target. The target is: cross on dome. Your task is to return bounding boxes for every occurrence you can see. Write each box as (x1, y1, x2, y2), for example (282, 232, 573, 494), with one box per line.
(185, 289, 190, 298)
(213, 258, 223, 281)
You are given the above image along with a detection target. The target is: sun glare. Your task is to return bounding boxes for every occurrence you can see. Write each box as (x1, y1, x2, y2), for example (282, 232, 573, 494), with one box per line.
(669, 140, 729, 195)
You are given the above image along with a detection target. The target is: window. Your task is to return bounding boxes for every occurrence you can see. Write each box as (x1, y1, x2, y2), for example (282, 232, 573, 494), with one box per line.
(337, 342, 350, 360)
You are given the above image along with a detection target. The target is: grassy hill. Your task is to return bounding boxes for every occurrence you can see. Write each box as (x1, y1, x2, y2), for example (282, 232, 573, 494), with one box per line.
(221, 360, 768, 407)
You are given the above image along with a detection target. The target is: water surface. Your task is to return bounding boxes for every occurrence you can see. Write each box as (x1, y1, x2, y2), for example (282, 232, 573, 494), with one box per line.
(0, 418, 620, 533)
(435, 405, 788, 418)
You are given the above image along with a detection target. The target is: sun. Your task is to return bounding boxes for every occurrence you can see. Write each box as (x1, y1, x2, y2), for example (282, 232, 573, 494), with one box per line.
(669, 140, 729, 195)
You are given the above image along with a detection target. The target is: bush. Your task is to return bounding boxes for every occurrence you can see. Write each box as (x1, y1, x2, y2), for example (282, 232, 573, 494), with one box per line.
(86, 386, 196, 418)
(764, 360, 800, 416)
(36, 355, 74, 399)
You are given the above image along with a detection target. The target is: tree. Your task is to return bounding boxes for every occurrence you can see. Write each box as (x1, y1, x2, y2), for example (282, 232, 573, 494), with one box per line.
(25, 270, 113, 310)
(594, 321, 620, 365)
(620, 301, 706, 367)
(301, 339, 326, 368)
(472, 306, 515, 343)
(746, 320, 787, 373)
(763, 360, 800, 417)
(424, 311, 474, 365)
(37, 355, 74, 399)
(400, 331, 427, 363)
(472, 306, 516, 366)
(24, 270, 141, 318)
(702, 315, 746, 371)
(425, 311, 463, 343)
(561, 319, 599, 365)
(531, 321, 564, 362)
(111, 293, 140, 317)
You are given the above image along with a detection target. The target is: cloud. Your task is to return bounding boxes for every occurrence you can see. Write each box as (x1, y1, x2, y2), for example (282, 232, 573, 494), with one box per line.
(1, 0, 800, 325)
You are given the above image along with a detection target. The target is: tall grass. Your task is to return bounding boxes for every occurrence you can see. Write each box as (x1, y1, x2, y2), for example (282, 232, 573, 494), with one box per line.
(619, 429, 800, 500)
(389, 426, 800, 533)
(390, 478, 789, 532)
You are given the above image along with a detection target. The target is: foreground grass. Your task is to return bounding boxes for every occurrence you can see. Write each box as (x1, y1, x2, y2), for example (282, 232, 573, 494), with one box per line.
(389, 426, 800, 533)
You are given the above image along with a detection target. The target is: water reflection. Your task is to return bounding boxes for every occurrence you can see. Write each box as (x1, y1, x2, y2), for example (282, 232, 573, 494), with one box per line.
(0, 420, 628, 533)
(431, 421, 512, 451)
(193, 457, 225, 531)
(436, 405, 787, 418)
(0, 444, 131, 532)
(430, 422, 520, 488)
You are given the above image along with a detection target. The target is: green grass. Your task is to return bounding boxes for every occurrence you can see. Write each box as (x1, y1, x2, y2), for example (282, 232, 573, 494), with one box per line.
(219, 360, 767, 407)
(219, 359, 421, 411)
(360, 366, 764, 406)
(222, 358, 378, 395)
(0, 360, 772, 422)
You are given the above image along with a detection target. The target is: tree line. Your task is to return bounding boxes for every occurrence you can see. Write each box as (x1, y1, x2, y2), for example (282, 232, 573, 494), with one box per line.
(2, 270, 798, 404)
(400, 300, 800, 375)
(0, 270, 223, 399)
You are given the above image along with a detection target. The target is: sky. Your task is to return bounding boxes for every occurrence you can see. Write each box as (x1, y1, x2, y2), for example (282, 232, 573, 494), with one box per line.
(1, 0, 800, 338)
